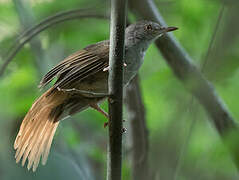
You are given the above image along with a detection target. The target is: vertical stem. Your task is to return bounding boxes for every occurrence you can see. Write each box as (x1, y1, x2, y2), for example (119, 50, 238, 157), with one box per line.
(107, 0, 127, 180)
(125, 75, 149, 180)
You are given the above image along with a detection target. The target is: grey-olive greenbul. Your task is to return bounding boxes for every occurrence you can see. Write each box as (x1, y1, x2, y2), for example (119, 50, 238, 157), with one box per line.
(14, 20, 178, 172)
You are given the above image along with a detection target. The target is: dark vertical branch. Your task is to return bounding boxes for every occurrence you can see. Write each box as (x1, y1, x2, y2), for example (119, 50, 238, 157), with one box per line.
(125, 75, 149, 180)
(107, 0, 127, 180)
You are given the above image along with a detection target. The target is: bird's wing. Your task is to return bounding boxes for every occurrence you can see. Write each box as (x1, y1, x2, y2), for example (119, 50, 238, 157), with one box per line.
(39, 40, 109, 89)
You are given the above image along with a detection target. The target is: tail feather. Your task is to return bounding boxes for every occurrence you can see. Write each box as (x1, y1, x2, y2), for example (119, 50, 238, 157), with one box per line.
(32, 121, 53, 171)
(42, 122, 59, 165)
(15, 116, 44, 163)
(15, 106, 47, 161)
(14, 88, 66, 171)
(27, 119, 51, 171)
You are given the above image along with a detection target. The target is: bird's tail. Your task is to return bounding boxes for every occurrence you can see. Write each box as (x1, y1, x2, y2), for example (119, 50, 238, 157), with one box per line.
(14, 88, 67, 172)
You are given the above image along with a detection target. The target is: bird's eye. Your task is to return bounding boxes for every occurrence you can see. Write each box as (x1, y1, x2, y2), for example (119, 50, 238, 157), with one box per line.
(145, 24, 153, 31)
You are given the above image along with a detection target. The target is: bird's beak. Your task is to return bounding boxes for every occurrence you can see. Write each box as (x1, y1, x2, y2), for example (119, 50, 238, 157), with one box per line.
(163, 26, 178, 32)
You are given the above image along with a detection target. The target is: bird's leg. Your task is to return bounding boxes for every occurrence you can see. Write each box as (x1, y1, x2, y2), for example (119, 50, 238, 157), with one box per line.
(90, 103, 109, 128)
(90, 103, 127, 132)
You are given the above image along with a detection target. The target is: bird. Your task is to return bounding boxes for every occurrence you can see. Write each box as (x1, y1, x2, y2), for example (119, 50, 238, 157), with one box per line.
(13, 20, 178, 172)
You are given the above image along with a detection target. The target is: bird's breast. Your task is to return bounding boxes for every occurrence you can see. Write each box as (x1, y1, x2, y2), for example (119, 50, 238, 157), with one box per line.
(123, 47, 145, 85)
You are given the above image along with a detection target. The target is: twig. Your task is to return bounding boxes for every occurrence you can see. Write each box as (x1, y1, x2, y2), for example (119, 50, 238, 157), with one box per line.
(0, 9, 107, 77)
(204, 4, 239, 80)
(107, 0, 127, 179)
(201, 5, 225, 71)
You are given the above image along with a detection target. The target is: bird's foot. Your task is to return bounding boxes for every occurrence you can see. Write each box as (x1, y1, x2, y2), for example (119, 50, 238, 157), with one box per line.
(89, 103, 126, 131)
(103, 120, 126, 133)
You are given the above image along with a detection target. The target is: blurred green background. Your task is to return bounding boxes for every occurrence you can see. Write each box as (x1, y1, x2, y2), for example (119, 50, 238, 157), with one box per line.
(0, 0, 239, 179)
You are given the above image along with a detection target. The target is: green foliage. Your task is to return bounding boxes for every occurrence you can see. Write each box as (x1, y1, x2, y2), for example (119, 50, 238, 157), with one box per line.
(0, 0, 239, 179)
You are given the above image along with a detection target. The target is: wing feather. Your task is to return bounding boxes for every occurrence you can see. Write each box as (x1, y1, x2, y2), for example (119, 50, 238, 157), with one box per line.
(39, 41, 109, 89)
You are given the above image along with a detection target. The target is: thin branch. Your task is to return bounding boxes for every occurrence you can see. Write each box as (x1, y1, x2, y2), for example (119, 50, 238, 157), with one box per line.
(0, 9, 107, 77)
(107, 0, 127, 179)
(13, 0, 47, 76)
(173, 5, 225, 180)
(125, 75, 149, 180)
(15, 8, 98, 42)
(173, 99, 198, 180)
(204, 4, 239, 80)
(201, 4, 225, 72)
(129, 0, 239, 169)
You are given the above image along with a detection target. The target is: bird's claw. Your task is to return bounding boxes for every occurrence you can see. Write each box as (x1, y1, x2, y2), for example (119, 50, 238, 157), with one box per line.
(103, 120, 126, 131)
(104, 122, 108, 128)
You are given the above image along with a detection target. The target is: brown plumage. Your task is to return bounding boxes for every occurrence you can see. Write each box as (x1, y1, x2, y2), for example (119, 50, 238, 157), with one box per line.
(14, 21, 177, 172)
(14, 88, 64, 171)
(14, 40, 110, 172)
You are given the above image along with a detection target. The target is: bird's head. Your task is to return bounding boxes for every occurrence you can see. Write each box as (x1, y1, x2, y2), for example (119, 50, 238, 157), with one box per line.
(125, 20, 178, 44)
